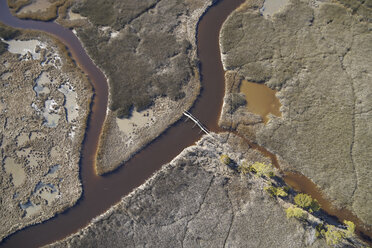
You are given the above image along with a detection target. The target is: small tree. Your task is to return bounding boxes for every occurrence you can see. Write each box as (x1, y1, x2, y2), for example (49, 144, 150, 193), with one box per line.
(220, 154, 231, 165)
(264, 185, 288, 198)
(285, 207, 307, 220)
(343, 220, 355, 238)
(294, 193, 320, 213)
(237, 161, 250, 175)
(250, 162, 274, 178)
(321, 225, 344, 245)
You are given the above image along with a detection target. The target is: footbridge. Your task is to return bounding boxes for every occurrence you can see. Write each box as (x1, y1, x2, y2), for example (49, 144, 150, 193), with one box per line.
(183, 111, 212, 137)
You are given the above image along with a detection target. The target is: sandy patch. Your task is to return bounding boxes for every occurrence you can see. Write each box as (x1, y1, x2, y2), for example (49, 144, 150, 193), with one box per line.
(27, 154, 39, 167)
(260, 0, 289, 18)
(30, 131, 46, 141)
(4, 39, 43, 60)
(1, 72, 12, 80)
(16, 132, 30, 147)
(20, 200, 42, 218)
(116, 109, 154, 135)
(3, 157, 26, 187)
(67, 8, 86, 21)
(34, 182, 59, 204)
(16, 147, 32, 158)
(0, 101, 5, 112)
(49, 146, 59, 158)
(18, 0, 53, 14)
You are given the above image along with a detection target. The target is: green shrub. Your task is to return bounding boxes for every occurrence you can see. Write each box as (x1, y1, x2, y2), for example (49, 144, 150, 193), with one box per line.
(250, 162, 274, 178)
(220, 154, 231, 165)
(285, 207, 307, 220)
(321, 225, 344, 245)
(343, 220, 355, 238)
(315, 223, 325, 237)
(237, 161, 250, 175)
(264, 185, 288, 197)
(294, 193, 320, 212)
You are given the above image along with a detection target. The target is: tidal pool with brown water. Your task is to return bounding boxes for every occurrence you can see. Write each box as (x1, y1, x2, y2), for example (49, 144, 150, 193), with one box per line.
(0, 0, 371, 246)
(239, 80, 281, 123)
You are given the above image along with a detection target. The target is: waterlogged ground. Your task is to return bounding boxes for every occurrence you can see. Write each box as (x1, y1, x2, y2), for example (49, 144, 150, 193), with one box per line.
(219, 0, 372, 229)
(0, 31, 91, 241)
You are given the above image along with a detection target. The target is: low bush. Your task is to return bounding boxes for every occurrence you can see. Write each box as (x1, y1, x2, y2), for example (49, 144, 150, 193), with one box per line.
(250, 162, 274, 178)
(316, 220, 355, 245)
(294, 193, 320, 213)
(264, 185, 288, 198)
(237, 161, 250, 175)
(343, 220, 355, 238)
(220, 154, 231, 165)
(285, 207, 307, 220)
(321, 225, 344, 245)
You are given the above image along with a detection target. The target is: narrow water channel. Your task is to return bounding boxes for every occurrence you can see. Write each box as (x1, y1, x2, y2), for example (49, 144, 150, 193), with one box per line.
(0, 0, 244, 247)
(0, 0, 371, 246)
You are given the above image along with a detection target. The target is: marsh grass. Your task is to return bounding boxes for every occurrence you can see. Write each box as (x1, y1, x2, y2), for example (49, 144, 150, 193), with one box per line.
(0, 23, 21, 54)
(72, 0, 195, 117)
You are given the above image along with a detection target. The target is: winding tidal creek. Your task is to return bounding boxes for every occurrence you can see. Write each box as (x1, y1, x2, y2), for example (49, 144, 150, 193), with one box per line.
(0, 0, 371, 246)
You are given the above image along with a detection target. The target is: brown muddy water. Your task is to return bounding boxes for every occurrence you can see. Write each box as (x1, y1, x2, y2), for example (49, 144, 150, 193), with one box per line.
(0, 0, 371, 246)
(239, 80, 281, 123)
(284, 172, 372, 242)
(0, 0, 244, 247)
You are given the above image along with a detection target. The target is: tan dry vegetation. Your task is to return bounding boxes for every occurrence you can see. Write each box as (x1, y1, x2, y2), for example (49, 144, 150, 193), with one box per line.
(219, 0, 372, 230)
(0, 28, 92, 241)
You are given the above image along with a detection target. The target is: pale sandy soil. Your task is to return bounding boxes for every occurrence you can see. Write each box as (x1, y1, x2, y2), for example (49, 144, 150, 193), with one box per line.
(18, 0, 53, 14)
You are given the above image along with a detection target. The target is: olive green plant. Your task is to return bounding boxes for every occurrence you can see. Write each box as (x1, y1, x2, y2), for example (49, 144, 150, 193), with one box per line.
(264, 185, 288, 198)
(220, 154, 231, 165)
(294, 193, 320, 213)
(237, 161, 250, 175)
(250, 162, 274, 178)
(343, 220, 355, 238)
(285, 207, 307, 220)
(321, 225, 344, 245)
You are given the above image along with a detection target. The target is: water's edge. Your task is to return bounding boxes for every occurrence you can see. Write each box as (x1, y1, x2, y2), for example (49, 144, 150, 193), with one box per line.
(0, 0, 245, 247)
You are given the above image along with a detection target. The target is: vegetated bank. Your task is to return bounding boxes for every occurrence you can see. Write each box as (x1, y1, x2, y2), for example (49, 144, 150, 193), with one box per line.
(10, 0, 218, 174)
(0, 23, 92, 241)
(219, 0, 372, 237)
(48, 133, 368, 247)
